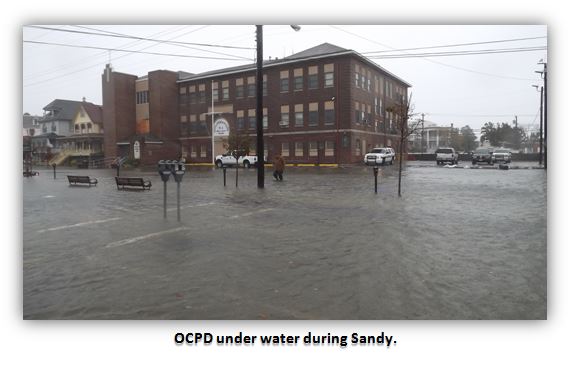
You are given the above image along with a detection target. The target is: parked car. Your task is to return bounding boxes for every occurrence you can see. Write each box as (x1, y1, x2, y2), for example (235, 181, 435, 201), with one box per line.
(363, 147, 395, 166)
(215, 151, 259, 168)
(435, 147, 458, 165)
(492, 149, 512, 164)
(472, 148, 494, 165)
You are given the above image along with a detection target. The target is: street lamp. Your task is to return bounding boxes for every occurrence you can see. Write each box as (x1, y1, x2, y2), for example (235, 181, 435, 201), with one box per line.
(532, 84, 543, 165)
(255, 25, 300, 188)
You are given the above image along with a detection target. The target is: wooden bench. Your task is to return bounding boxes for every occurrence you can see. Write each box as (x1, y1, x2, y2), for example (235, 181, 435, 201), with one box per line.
(67, 175, 98, 186)
(115, 176, 152, 190)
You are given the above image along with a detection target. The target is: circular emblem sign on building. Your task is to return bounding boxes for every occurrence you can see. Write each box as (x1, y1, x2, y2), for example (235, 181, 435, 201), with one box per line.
(213, 118, 230, 137)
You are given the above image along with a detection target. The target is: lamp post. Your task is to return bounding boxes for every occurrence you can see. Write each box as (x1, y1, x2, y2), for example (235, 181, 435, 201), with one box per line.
(532, 84, 543, 165)
(256, 25, 300, 188)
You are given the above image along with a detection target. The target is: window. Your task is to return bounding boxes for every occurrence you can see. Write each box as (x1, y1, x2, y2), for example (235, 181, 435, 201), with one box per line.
(198, 84, 206, 103)
(179, 86, 187, 103)
(309, 102, 318, 126)
(189, 86, 197, 104)
(189, 115, 197, 134)
(199, 114, 207, 132)
(236, 110, 244, 130)
(75, 124, 79, 131)
(263, 108, 268, 129)
(248, 109, 256, 129)
(180, 115, 187, 123)
(295, 142, 304, 157)
(355, 139, 362, 156)
(324, 64, 334, 87)
(190, 145, 197, 158)
(325, 101, 335, 126)
(51, 124, 57, 132)
(222, 81, 229, 100)
(280, 105, 289, 127)
(236, 78, 244, 98)
(355, 102, 361, 124)
(308, 66, 318, 89)
(200, 145, 206, 158)
(136, 90, 149, 104)
(294, 68, 303, 91)
(280, 70, 289, 92)
(325, 140, 335, 156)
(294, 104, 304, 127)
(263, 75, 267, 96)
(281, 142, 290, 157)
(355, 72, 360, 87)
(247, 76, 255, 97)
(309, 141, 318, 157)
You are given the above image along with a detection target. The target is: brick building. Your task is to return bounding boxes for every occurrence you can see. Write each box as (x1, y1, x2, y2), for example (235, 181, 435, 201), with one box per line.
(102, 64, 182, 166)
(177, 43, 410, 165)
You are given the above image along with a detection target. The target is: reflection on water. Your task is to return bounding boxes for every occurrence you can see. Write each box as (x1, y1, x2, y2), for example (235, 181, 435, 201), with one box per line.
(23, 166, 546, 319)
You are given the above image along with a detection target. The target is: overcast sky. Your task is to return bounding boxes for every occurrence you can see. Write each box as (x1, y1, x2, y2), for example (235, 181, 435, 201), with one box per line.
(23, 24, 547, 135)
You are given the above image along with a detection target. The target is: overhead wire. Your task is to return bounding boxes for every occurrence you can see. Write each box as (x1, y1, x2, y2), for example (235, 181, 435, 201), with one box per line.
(361, 36, 547, 54)
(23, 25, 191, 81)
(26, 25, 255, 50)
(68, 25, 251, 61)
(23, 40, 251, 61)
(329, 25, 543, 81)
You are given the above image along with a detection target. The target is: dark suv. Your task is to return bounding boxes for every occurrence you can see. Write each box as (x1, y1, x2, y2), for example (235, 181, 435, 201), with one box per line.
(472, 148, 493, 165)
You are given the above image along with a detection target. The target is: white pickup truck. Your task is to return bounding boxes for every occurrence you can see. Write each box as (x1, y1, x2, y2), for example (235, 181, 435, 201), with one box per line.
(215, 152, 260, 168)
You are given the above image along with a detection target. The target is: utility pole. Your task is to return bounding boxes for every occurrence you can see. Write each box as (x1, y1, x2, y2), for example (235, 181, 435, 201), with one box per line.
(536, 61, 547, 169)
(256, 25, 264, 188)
(539, 87, 543, 166)
(543, 63, 547, 170)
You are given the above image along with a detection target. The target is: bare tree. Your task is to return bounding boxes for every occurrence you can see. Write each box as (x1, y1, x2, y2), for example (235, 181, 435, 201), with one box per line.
(387, 93, 422, 197)
(224, 130, 252, 187)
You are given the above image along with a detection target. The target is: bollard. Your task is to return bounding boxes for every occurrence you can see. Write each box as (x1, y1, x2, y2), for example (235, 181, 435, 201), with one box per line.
(373, 166, 379, 194)
(116, 163, 120, 177)
(52, 163, 56, 179)
(223, 166, 227, 186)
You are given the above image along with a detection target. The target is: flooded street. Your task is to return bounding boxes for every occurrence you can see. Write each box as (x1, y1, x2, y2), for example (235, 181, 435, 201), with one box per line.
(23, 162, 546, 319)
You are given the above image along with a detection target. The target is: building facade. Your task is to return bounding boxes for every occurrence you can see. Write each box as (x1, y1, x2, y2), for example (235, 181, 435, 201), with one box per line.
(55, 100, 105, 166)
(102, 64, 181, 166)
(31, 99, 85, 163)
(177, 43, 410, 165)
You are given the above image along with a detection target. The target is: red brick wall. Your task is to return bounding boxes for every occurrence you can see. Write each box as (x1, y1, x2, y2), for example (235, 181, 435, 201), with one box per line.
(102, 68, 137, 161)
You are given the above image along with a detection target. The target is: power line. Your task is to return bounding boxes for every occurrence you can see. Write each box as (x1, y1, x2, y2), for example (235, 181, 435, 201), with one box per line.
(361, 36, 547, 54)
(23, 26, 216, 88)
(366, 46, 546, 59)
(329, 25, 541, 81)
(23, 40, 251, 61)
(68, 25, 251, 61)
(26, 25, 255, 50)
(24, 25, 192, 81)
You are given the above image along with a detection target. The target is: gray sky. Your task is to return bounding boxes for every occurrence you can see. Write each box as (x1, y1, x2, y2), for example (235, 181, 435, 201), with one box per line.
(23, 24, 547, 136)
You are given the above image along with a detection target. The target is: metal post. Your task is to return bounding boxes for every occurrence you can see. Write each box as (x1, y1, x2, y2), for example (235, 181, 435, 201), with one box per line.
(52, 163, 56, 179)
(163, 181, 167, 219)
(223, 166, 227, 186)
(373, 166, 379, 194)
(539, 87, 543, 165)
(177, 181, 181, 222)
(211, 79, 215, 166)
(256, 25, 264, 188)
(543, 64, 547, 170)
(116, 163, 120, 177)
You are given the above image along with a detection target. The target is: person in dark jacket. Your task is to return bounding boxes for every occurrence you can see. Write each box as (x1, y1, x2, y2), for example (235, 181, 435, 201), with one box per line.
(273, 155, 285, 181)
